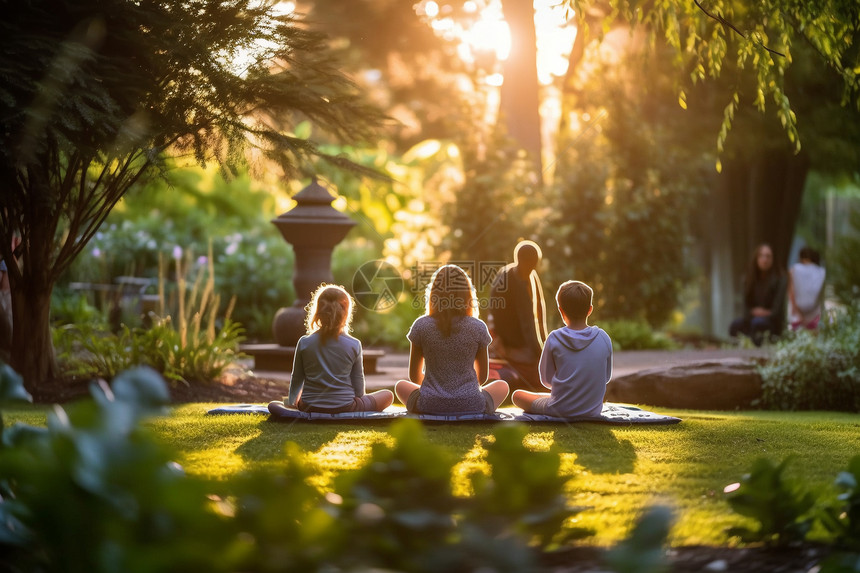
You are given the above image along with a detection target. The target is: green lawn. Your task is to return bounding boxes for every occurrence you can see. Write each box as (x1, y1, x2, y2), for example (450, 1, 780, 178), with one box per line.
(5, 405, 859, 547)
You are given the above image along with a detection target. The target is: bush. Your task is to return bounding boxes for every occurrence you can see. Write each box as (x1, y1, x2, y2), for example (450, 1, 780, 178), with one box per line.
(0, 367, 237, 573)
(56, 251, 245, 385)
(757, 304, 860, 411)
(601, 319, 678, 351)
(722, 455, 860, 568)
(723, 457, 816, 546)
(61, 221, 295, 341)
(50, 288, 108, 329)
(211, 230, 295, 340)
(0, 366, 588, 572)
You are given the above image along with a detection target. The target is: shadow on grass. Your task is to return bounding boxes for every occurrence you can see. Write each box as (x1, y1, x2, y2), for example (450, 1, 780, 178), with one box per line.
(528, 424, 639, 474)
(234, 417, 403, 463)
(233, 417, 640, 477)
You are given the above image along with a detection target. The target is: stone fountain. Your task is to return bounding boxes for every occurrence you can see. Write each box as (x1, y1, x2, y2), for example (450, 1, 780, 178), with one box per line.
(242, 178, 383, 373)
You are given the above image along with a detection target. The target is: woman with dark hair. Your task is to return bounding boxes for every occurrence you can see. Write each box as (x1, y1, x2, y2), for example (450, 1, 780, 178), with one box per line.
(729, 244, 788, 346)
(395, 264, 509, 414)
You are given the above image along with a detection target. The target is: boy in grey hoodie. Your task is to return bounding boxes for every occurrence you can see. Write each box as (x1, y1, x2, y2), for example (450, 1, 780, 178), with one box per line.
(511, 280, 612, 418)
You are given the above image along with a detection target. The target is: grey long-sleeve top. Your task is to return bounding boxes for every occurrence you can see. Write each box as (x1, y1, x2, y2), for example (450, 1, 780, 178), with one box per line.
(288, 331, 365, 408)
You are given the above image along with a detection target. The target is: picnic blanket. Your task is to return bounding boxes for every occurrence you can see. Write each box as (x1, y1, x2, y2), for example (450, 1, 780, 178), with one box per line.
(206, 402, 681, 425)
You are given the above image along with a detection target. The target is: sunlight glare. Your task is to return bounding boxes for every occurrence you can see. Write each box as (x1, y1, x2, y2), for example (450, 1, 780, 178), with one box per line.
(219, 0, 297, 78)
(271, 1, 295, 17)
(465, 16, 511, 61)
(535, 0, 577, 85)
(485, 73, 504, 87)
(418, 0, 576, 86)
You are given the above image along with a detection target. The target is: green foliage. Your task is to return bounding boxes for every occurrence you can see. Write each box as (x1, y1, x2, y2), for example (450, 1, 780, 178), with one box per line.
(0, 0, 386, 383)
(821, 456, 860, 552)
(0, 364, 30, 408)
(758, 304, 860, 411)
(466, 424, 590, 548)
(0, 379, 589, 573)
(9, 378, 860, 570)
(604, 505, 674, 573)
(209, 233, 294, 340)
(59, 318, 245, 385)
(50, 289, 107, 329)
(227, 443, 343, 571)
(602, 319, 678, 351)
(331, 420, 587, 571)
(544, 45, 708, 327)
(563, 0, 860, 153)
(61, 189, 296, 341)
(0, 363, 31, 438)
(722, 455, 860, 568)
(724, 457, 816, 545)
(333, 418, 470, 571)
(440, 127, 543, 266)
(0, 368, 238, 573)
(58, 250, 246, 384)
(829, 210, 860, 305)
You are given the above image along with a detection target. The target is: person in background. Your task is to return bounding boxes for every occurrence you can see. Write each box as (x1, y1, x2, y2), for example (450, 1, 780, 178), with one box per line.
(789, 245, 826, 331)
(487, 240, 548, 391)
(729, 243, 787, 346)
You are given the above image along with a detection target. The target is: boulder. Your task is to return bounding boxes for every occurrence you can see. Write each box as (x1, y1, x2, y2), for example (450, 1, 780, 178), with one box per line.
(605, 358, 764, 410)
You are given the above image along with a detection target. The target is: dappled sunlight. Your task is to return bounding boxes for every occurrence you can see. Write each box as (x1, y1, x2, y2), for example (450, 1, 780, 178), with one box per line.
(306, 430, 393, 489)
(181, 446, 252, 479)
(449, 430, 557, 496)
(142, 411, 860, 547)
(450, 432, 495, 496)
(667, 490, 752, 546)
(522, 430, 555, 451)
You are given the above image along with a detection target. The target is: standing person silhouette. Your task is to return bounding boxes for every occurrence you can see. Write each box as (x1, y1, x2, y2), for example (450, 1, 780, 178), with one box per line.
(488, 240, 548, 391)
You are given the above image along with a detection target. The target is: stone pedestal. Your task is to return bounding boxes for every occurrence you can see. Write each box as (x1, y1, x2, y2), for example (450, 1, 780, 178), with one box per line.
(256, 178, 385, 372)
(271, 178, 356, 347)
(241, 344, 384, 374)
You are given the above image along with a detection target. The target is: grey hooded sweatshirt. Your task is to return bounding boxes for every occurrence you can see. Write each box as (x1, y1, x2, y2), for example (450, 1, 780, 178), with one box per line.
(538, 325, 613, 418)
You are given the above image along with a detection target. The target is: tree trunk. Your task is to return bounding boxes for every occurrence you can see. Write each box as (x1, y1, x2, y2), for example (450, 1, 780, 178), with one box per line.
(500, 0, 542, 168)
(9, 276, 57, 395)
(722, 149, 809, 276)
(707, 148, 809, 337)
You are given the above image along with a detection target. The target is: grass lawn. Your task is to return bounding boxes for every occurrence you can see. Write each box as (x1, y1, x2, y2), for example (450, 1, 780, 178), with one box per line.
(5, 404, 859, 548)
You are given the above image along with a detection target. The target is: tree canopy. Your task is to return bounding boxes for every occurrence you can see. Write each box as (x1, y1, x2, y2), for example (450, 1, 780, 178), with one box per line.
(0, 0, 386, 384)
(564, 0, 860, 160)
